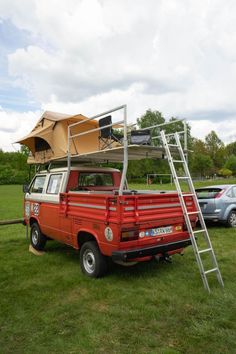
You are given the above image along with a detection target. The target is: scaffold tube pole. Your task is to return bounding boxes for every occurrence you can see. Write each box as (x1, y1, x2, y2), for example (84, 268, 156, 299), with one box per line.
(119, 105, 128, 195)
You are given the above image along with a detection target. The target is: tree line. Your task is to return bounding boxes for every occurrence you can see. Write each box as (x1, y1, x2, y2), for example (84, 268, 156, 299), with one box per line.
(126, 109, 236, 182)
(0, 109, 236, 184)
(0, 147, 30, 185)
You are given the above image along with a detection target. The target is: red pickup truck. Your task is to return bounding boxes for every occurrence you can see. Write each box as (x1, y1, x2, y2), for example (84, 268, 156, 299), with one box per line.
(24, 166, 197, 277)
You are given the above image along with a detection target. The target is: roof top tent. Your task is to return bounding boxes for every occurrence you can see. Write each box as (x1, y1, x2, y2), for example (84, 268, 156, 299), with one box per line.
(16, 111, 103, 164)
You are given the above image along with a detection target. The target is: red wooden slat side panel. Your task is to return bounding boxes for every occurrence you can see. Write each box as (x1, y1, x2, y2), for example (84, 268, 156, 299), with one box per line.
(118, 194, 196, 225)
(66, 193, 110, 222)
(62, 192, 196, 225)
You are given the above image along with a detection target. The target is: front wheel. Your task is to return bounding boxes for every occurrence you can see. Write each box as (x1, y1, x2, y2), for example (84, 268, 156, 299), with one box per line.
(80, 241, 108, 278)
(30, 223, 47, 250)
(227, 211, 236, 227)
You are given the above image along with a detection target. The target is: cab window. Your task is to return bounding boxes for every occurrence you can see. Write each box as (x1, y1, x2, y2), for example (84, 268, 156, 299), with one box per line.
(78, 173, 113, 187)
(30, 175, 46, 193)
(47, 174, 62, 194)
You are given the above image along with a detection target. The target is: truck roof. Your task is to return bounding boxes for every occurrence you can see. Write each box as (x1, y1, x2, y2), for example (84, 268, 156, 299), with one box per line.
(38, 166, 120, 174)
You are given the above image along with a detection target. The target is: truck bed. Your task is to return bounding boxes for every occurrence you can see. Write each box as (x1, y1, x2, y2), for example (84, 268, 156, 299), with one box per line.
(60, 190, 196, 225)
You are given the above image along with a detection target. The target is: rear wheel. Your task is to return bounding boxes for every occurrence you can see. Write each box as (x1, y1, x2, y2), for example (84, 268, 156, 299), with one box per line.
(80, 241, 107, 278)
(30, 223, 47, 250)
(227, 211, 236, 227)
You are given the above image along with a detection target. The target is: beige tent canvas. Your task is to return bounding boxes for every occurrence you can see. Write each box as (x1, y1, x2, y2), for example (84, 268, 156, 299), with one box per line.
(17, 111, 101, 164)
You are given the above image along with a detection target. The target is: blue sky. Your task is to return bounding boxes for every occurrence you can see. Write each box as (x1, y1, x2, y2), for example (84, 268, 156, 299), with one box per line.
(0, 19, 40, 111)
(1, 0, 236, 151)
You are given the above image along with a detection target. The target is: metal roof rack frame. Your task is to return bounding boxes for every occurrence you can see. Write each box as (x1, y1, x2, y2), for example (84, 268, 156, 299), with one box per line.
(66, 104, 188, 195)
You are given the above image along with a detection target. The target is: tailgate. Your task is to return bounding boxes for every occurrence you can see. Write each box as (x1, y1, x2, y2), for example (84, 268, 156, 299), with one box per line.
(114, 192, 195, 257)
(196, 187, 223, 214)
(117, 192, 196, 250)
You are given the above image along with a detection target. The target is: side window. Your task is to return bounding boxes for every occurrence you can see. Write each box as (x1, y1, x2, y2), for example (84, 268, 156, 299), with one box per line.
(78, 173, 113, 187)
(47, 174, 62, 194)
(231, 187, 236, 198)
(30, 175, 46, 194)
(227, 187, 236, 198)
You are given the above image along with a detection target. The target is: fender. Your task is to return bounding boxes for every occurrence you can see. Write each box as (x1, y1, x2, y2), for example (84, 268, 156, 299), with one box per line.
(223, 204, 236, 221)
(77, 228, 100, 249)
(29, 216, 40, 226)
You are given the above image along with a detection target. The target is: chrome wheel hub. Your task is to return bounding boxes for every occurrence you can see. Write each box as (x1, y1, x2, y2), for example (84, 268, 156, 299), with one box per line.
(32, 229, 39, 245)
(83, 250, 95, 274)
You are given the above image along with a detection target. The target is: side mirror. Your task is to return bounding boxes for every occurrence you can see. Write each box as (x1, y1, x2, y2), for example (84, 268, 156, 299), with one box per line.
(23, 184, 30, 193)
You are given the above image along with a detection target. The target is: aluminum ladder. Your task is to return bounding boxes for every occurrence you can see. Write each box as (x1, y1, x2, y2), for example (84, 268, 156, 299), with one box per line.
(160, 130, 224, 293)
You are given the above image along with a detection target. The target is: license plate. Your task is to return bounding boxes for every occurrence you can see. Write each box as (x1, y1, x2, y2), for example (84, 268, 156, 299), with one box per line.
(150, 226, 173, 236)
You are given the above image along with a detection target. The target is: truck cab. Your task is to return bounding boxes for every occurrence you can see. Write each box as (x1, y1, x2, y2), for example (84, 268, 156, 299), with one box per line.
(24, 166, 196, 278)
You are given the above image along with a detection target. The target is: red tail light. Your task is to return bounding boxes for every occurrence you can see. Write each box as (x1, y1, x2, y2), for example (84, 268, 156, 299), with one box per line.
(215, 189, 225, 198)
(121, 228, 139, 242)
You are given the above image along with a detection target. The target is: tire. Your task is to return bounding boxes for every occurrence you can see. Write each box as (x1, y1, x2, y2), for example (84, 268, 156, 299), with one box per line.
(80, 241, 108, 278)
(30, 223, 47, 250)
(227, 211, 236, 227)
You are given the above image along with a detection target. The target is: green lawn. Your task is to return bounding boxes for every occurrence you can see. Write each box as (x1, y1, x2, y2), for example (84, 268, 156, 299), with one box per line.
(0, 184, 236, 354)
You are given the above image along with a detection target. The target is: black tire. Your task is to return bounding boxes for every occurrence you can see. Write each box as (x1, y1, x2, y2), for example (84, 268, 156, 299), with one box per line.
(227, 211, 236, 227)
(30, 223, 47, 250)
(80, 241, 107, 278)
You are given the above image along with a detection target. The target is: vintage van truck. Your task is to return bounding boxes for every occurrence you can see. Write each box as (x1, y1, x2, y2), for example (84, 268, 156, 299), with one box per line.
(23, 166, 197, 277)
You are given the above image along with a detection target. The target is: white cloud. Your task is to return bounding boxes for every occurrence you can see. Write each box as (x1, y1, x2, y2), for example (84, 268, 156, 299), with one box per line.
(0, 108, 39, 151)
(0, 0, 236, 150)
(190, 119, 236, 144)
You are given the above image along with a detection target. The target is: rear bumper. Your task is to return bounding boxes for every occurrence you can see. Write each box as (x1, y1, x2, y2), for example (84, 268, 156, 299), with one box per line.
(112, 239, 191, 262)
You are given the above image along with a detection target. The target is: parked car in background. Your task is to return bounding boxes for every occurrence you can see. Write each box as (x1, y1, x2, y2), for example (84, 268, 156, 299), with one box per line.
(195, 185, 236, 227)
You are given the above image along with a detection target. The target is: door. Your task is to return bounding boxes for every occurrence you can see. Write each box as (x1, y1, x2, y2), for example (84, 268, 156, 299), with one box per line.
(25, 174, 47, 220)
(39, 173, 64, 240)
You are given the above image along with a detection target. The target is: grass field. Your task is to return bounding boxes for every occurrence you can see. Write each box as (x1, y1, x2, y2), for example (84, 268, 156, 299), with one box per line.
(0, 183, 236, 354)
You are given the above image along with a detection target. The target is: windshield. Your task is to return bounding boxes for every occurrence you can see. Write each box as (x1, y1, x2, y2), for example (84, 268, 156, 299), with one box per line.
(195, 188, 223, 199)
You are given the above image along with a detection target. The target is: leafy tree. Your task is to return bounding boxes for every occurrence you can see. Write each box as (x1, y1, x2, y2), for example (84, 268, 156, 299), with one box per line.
(0, 149, 30, 184)
(137, 109, 165, 129)
(191, 138, 207, 154)
(20, 145, 30, 156)
(226, 142, 236, 157)
(191, 153, 213, 177)
(218, 168, 233, 178)
(224, 155, 236, 175)
(205, 131, 226, 169)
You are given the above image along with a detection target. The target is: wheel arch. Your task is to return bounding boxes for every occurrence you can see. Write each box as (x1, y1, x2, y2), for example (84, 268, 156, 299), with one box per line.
(224, 205, 236, 221)
(226, 208, 236, 227)
(77, 230, 99, 249)
(29, 217, 39, 227)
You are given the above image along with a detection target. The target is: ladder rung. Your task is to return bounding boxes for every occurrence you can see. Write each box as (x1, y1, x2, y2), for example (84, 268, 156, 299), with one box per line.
(172, 160, 184, 163)
(198, 248, 212, 254)
(183, 193, 194, 197)
(204, 268, 218, 275)
(193, 229, 206, 234)
(177, 176, 190, 179)
(187, 211, 199, 215)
